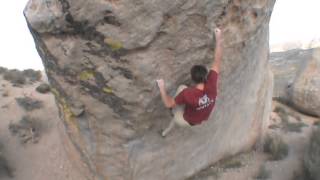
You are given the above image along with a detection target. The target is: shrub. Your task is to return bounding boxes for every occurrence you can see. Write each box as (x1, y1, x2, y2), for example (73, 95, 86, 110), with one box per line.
(221, 158, 243, 169)
(304, 128, 320, 180)
(3, 69, 26, 85)
(274, 106, 286, 115)
(22, 69, 42, 82)
(255, 165, 271, 180)
(0, 67, 8, 74)
(268, 124, 280, 129)
(274, 105, 307, 133)
(9, 115, 42, 144)
(282, 121, 307, 133)
(0, 144, 13, 178)
(264, 134, 289, 161)
(15, 96, 43, 111)
(313, 121, 320, 126)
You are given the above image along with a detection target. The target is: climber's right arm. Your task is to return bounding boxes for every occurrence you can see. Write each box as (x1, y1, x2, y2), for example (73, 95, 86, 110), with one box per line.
(211, 28, 223, 73)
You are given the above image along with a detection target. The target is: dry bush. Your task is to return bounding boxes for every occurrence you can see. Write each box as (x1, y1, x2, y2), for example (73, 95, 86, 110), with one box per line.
(2, 69, 41, 86)
(303, 127, 320, 180)
(22, 69, 42, 82)
(9, 115, 42, 144)
(274, 106, 287, 115)
(3, 70, 26, 85)
(282, 121, 307, 133)
(220, 157, 243, 169)
(15, 96, 43, 111)
(0, 143, 13, 178)
(264, 134, 289, 161)
(0, 67, 8, 74)
(274, 105, 307, 133)
(255, 165, 271, 180)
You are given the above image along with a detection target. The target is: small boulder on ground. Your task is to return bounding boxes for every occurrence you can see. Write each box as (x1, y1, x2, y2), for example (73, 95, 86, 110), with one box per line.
(270, 48, 320, 117)
(36, 83, 50, 94)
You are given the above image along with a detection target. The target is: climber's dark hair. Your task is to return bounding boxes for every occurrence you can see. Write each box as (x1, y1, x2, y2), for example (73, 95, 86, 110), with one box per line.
(191, 65, 208, 83)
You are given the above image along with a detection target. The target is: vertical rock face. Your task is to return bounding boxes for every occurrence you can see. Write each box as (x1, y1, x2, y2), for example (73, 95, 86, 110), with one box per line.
(24, 0, 275, 179)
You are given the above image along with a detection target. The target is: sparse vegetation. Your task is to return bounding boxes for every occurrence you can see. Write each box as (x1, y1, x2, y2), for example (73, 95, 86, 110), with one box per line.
(2, 90, 9, 97)
(268, 124, 280, 129)
(303, 127, 320, 180)
(9, 115, 42, 144)
(22, 69, 42, 82)
(282, 121, 308, 133)
(187, 166, 220, 180)
(264, 134, 289, 161)
(313, 121, 320, 126)
(221, 158, 243, 169)
(15, 96, 43, 111)
(2, 69, 41, 85)
(274, 105, 307, 133)
(255, 165, 271, 180)
(0, 67, 8, 74)
(186, 153, 247, 180)
(0, 143, 13, 178)
(3, 69, 26, 85)
(274, 106, 286, 115)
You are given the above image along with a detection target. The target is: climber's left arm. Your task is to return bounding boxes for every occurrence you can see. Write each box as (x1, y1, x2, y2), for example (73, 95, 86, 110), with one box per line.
(156, 79, 176, 108)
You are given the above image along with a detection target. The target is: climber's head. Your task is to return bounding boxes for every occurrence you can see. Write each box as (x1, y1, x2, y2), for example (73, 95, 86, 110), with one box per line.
(191, 65, 208, 84)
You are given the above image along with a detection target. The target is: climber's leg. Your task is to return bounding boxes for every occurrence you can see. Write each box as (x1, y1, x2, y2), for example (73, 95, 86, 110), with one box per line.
(174, 85, 187, 97)
(162, 119, 175, 137)
(162, 85, 189, 137)
(172, 104, 190, 127)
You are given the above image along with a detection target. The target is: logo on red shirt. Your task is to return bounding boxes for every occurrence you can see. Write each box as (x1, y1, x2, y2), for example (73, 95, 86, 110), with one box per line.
(197, 94, 215, 110)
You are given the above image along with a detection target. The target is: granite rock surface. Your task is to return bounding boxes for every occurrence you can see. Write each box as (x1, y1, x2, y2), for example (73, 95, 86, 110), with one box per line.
(25, 0, 275, 179)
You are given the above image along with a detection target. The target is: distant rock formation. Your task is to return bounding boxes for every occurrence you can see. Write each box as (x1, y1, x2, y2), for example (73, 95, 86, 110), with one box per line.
(24, 0, 275, 179)
(270, 48, 320, 117)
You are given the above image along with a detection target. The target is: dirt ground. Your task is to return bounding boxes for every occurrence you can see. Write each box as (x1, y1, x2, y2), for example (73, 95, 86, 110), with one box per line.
(0, 76, 85, 180)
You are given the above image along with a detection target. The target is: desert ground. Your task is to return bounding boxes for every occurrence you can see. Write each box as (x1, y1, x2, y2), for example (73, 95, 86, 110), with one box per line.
(0, 71, 85, 180)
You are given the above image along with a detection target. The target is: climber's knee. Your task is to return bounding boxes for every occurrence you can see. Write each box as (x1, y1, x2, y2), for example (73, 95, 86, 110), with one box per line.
(173, 106, 191, 127)
(175, 85, 187, 97)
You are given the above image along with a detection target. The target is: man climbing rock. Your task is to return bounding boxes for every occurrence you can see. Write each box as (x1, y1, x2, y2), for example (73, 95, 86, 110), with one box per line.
(157, 28, 223, 137)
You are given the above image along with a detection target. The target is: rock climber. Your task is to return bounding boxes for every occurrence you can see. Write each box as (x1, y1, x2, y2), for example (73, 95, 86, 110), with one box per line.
(156, 28, 223, 137)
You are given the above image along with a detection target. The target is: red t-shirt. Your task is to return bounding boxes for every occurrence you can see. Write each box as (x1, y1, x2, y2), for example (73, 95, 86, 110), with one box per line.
(175, 70, 218, 125)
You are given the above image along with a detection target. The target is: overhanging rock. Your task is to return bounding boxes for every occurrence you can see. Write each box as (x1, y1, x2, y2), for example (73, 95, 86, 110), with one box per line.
(24, 0, 275, 179)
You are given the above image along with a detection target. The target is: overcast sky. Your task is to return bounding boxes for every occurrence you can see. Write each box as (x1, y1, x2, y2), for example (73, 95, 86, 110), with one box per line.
(0, 0, 319, 70)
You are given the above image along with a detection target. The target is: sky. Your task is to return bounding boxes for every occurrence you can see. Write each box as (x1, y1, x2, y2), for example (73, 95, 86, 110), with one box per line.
(269, 0, 320, 45)
(0, 0, 320, 70)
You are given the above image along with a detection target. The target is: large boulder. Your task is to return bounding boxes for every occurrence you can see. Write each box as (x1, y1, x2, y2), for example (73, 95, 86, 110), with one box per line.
(24, 0, 275, 179)
(270, 48, 320, 117)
